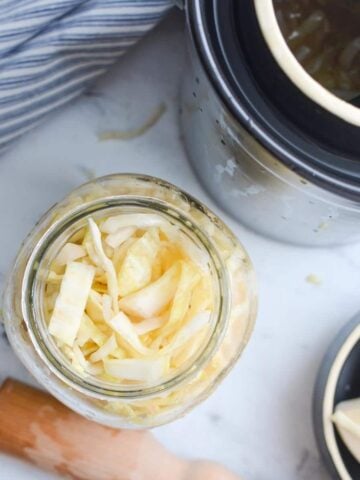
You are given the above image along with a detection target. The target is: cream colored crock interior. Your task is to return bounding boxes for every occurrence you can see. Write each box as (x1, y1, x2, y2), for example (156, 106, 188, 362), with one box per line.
(254, 0, 360, 127)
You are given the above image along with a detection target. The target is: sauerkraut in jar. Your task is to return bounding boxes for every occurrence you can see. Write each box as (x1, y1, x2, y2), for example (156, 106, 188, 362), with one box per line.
(3, 174, 257, 428)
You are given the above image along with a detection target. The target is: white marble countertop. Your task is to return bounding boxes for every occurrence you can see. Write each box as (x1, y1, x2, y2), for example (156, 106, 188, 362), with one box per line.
(1, 10, 360, 480)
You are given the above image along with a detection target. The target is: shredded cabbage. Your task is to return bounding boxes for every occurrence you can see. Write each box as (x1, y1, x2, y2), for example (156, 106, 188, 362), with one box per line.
(107, 312, 150, 356)
(133, 315, 165, 335)
(118, 228, 160, 296)
(164, 261, 201, 334)
(86, 290, 104, 322)
(160, 224, 210, 270)
(76, 314, 106, 347)
(101, 294, 113, 323)
(55, 243, 86, 266)
(45, 213, 215, 389)
(166, 310, 211, 352)
(105, 226, 136, 249)
(104, 357, 168, 383)
(101, 214, 165, 234)
(49, 262, 95, 346)
(86, 362, 104, 376)
(90, 334, 117, 362)
(119, 263, 180, 318)
(72, 343, 88, 373)
(88, 218, 119, 313)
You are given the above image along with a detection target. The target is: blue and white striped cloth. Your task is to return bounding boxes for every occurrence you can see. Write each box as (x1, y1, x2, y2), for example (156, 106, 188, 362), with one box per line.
(0, 0, 172, 151)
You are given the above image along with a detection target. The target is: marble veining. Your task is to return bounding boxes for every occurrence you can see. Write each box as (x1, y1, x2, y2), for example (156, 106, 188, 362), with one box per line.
(0, 9, 359, 480)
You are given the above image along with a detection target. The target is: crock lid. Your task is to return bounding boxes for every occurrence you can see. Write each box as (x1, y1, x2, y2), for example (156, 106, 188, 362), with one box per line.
(187, 0, 360, 200)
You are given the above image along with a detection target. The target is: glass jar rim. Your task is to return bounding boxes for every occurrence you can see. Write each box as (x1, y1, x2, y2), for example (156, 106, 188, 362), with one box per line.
(21, 194, 231, 400)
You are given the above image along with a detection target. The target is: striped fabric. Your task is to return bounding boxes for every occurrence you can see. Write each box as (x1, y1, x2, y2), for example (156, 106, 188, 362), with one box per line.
(0, 0, 172, 151)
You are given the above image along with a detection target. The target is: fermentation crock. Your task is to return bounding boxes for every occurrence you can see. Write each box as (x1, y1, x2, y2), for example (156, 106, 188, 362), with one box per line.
(180, 0, 360, 246)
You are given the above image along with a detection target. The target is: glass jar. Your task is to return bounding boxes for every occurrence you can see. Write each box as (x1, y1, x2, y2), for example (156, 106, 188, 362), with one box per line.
(3, 174, 257, 428)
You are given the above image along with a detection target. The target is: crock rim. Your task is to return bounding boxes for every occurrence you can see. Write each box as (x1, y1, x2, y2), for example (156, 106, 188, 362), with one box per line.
(254, 0, 360, 128)
(186, 0, 360, 201)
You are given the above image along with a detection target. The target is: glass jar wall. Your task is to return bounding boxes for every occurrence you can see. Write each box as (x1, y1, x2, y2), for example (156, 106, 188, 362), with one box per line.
(3, 174, 257, 428)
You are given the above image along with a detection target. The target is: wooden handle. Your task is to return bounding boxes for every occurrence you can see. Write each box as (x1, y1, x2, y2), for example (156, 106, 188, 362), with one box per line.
(0, 379, 240, 480)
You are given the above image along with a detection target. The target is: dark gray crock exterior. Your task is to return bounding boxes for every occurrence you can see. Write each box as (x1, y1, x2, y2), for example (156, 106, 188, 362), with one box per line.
(180, 0, 360, 246)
